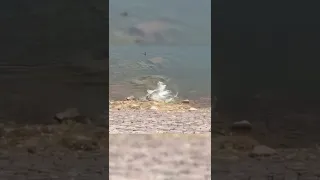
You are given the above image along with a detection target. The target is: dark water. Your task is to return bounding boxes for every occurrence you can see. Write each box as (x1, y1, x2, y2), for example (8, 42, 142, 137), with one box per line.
(0, 0, 108, 123)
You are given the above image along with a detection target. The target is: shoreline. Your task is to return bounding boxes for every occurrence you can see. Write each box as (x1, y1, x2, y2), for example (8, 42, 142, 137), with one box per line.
(109, 99, 212, 111)
(109, 100, 212, 134)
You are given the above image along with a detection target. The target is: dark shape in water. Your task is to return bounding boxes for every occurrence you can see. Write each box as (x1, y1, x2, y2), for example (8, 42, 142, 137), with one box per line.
(128, 27, 146, 37)
(120, 11, 128, 17)
(126, 19, 180, 45)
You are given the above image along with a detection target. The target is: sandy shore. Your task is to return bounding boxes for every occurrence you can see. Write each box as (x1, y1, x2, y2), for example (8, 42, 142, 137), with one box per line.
(109, 134, 211, 180)
(109, 100, 212, 134)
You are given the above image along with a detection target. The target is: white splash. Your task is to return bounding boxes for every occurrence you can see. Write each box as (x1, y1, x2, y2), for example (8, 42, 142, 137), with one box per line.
(145, 81, 178, 103)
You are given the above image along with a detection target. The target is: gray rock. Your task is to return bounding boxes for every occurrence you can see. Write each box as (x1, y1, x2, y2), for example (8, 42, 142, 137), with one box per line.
(126, 95, 135, 101)
(55, 108, 80, 121)
(231, 120, 252, 131)
(250, 145, 276, 157)
(182, 99, 190, 104)
(54, 108, 91, 124)
(189, 107, 198, 111)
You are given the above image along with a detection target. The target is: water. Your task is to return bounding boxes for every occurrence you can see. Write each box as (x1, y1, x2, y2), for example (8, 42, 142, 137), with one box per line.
(109, 0, 211, 100)
(0, 1, 108, 123)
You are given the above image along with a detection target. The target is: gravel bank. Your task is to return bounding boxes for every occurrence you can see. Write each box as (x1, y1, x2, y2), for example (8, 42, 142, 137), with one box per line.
(212, 148, 320, 180)
(109, 109, 211, 134)
(109, 134, 211, 180)
(211, 135, 320, 180)
(0, 148, 107, 179)
(0, 123, 107, 179)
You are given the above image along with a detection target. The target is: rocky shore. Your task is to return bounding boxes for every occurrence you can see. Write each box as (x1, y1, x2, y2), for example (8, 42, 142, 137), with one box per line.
(212, 109, 320, 180)
(109, 100, 211, 134)
(0, 122, 107, 179)
(212, 135, 320, 180)
(109, 134, 211, 180)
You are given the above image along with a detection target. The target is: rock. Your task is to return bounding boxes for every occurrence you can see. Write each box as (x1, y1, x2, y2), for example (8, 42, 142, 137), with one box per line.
(189, 107, 197, 111)
(125, 95, 135, 101)
(129, 104, 140, 109)
(54, 108, 91, 124)
(249, 145, 276, 157)
(150, 106, 158, 110)
(55, 108, 80, 123)
(182, 99, 190, 104)
(231, 120, 252, 134)
(232, 120, 252, 129)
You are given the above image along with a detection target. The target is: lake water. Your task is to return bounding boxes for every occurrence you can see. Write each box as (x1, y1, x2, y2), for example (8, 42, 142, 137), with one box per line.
(0, 1, 108, 123)
(109, 0, 211, 101)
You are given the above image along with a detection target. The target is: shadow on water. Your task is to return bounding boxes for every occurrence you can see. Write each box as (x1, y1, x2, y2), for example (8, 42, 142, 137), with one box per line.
(0, 0, 108, 123)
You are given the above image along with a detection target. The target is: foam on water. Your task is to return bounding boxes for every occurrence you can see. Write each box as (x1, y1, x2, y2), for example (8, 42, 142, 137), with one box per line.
(145, 81, 178, 103)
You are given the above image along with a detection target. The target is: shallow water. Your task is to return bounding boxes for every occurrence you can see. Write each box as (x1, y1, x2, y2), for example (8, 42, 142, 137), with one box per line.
(109, 0, 211, 100)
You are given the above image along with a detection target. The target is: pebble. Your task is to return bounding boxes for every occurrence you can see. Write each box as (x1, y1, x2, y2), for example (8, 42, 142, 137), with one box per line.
(126, 96, 135, 101)
(54, 108, 80, 123)
(182, 99, 190, 104)
(150, 106, 158, 110)
(231, 120, 252, 131)
(189, 107, 197, 111)
(250, 145, 277, 157)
